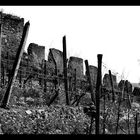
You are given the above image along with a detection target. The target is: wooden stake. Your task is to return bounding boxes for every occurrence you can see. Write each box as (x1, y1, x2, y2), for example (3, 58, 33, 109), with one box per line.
(0, 12, 2, 88)
(63, 36, 69, 105)
(95, 54, 103, 135)
(102, 94, 106, 134)
(43, 60, 47, 92)
(85, 60, 95, 104)
(1, 63, 4, 87)
(135, 113, 138, 134)
(7, 52, 10, 83)
(108, 70, 115, 102)
(128, 108, 130, 134)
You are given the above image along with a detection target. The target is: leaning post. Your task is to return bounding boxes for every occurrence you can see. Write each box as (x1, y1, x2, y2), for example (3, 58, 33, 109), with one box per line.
(0, 12, 2, 87)
(0, 21, 30, 109)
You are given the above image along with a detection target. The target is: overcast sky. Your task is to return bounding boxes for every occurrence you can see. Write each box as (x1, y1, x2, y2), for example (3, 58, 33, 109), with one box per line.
(1, 6, 140, 83)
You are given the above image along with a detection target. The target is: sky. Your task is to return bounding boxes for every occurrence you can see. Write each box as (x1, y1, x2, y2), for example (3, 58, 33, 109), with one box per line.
(0, 6, 140, 83)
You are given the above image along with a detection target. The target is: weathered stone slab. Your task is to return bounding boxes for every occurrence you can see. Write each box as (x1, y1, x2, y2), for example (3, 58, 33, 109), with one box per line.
(132, 87, 140, 96)
(103, 73, 118, 90)
(44, 60, 55, 76)
(1, 13, 24, 58)
(48, 48, 63, 75)
(88, 65, 98, 86)
(118, 80, 132, 93)
(27, 43, 45, 69)
(68, 56, 84, 79)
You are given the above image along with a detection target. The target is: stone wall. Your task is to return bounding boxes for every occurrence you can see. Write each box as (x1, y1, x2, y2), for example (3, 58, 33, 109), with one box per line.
(68, 56, 84, 79)
(44, 60, 55, 76)
(1, 12, 24, 58)
(1, 12, 131, 105)
(48, 48, 63, 75)
(88, 65, 98, 86)
(27, 43, 45, 69)
(0, 12, 24, 83)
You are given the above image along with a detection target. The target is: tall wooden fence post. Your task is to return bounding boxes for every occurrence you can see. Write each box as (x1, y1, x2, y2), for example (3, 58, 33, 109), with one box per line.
(135, 113, 138, 134)
(63, 35, 69, 105)
(95, 54, 103, 135)
(108, 70, 115, 102)
(125, 80, 131, 109)
(1, 63, 4, 87)
(0, 21, 30, 109)
(44, 60, 47, 93)
(102, 93, 106, 134)
(0, 12, 2, 88)
(6, 52, 9, 83)
(85, 60, 95, 104)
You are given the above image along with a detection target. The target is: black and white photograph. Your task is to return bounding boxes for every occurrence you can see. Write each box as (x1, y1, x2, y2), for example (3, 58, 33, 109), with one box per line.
(0, 5, 139, 135)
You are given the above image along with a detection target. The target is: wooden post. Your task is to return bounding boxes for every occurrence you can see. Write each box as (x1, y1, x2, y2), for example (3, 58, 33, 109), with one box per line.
(135, 113, 138, 134)
(6, 52, 10, 83)
(63, 36, 69, 105)
(125, 80, 131, 109)
(102, 94, 106, 134)
(0, 12, 2, 88)
(128, 108, 130, 134)
(44, 60, 47, 92)
(115, 82, 125, 134)
(85, 60, 95, 105)
(1, 63, 4, 87)
(0, 21, 30, 109)
(95, 54, 103, 135)
(108, 70, 115, 102)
